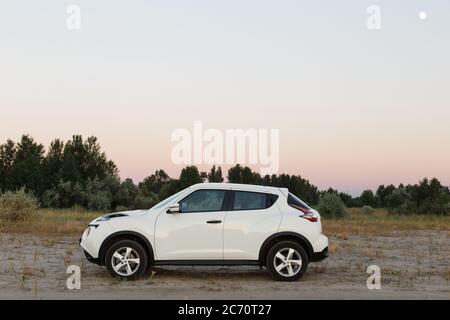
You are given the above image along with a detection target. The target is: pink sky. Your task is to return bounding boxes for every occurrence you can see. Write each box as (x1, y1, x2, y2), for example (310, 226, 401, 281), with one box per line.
(1, 1, 450, 195)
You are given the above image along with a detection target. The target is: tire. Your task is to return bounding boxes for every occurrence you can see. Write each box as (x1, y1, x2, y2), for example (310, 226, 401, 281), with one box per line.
(105, 239, 148, 280)
(266, 241, 308, 281)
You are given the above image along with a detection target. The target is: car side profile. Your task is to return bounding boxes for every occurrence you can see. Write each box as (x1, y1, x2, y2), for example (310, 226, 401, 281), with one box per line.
(80, 183, 328, 281)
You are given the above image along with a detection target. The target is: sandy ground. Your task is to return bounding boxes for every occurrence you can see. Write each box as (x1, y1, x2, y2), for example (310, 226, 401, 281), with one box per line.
(0, 231, 449, 299)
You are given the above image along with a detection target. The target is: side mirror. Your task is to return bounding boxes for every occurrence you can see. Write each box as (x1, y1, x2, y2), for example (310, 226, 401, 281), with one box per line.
(167, 203, 180, 214)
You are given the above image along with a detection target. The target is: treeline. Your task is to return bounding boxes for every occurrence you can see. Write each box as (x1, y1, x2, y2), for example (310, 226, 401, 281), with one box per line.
(326, 178, 450, 214)
(0, 135, 318, 211)
(1, 135, 449, 215)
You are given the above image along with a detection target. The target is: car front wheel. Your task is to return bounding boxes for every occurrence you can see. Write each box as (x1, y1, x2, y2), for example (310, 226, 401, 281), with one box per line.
(105, 239, 148, 280)
(266, 241, 308, 281)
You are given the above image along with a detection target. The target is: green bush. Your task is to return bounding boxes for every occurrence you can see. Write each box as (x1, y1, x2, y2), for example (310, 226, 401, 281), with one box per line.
(41, 180, 83, 208)
(361, 205, 375, 215)
(133, 192, 159, 209)
(84, 191, 111, 211)
(0, 188, 38, 221)
(317, 192, 347, 218)
(386, 188, 415, 214)
(114, 205, 129, 212)
(416, 191, 450, 215)
(82, 177, 113, 211)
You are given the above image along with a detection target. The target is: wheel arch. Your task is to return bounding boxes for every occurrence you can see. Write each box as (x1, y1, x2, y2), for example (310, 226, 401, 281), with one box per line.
(98, 231, 154, 266)
(258, 231, 313, 265)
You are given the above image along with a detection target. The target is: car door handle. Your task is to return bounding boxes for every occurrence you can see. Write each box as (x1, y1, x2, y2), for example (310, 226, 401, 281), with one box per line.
(206, 220, 222, 224)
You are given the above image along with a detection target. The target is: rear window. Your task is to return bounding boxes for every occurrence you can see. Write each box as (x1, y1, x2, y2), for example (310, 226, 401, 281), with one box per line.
(232, 191, 278, 211)
(287, 193, 311, 210)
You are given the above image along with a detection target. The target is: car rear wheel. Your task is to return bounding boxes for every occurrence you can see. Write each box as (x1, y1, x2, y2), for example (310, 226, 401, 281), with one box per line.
(105, 239, 148, 280)
(266, 241, 308, 281)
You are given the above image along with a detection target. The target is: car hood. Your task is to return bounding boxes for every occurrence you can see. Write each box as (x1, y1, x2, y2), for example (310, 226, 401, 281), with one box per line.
(91, 209, 148, 223)
(110, 209, 148, 217)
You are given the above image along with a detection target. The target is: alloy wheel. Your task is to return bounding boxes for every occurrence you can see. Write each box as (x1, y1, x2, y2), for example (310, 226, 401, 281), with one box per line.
(273, 248, 302, 277)
(111, 247, 141, 276)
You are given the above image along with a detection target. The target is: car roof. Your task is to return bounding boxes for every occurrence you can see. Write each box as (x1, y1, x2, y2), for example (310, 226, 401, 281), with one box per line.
(190, 183, 287, 195)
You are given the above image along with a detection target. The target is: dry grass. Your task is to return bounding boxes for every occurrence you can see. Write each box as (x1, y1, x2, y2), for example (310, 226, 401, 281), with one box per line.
(0, 207, 449, 236)
(323, 207, 450, 237)
(21, 266, 34, 277)
(0, 208, 101, 235)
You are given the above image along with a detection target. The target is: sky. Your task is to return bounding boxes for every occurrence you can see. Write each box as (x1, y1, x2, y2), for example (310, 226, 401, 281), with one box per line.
(1, 0, 450, 195)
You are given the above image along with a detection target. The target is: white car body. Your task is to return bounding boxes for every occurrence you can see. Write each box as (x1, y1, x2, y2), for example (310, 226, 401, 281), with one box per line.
(80, 183, 328, 280)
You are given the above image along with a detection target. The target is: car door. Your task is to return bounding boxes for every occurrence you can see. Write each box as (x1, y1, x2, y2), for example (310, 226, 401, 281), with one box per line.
(223, 190, 282, 260)
(155, 189, 228, 260)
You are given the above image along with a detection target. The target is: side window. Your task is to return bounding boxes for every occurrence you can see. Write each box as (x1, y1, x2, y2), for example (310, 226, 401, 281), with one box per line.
(179, 190, 226, 213)
(287, 193, 311, 210)
(232, 191, 278, 211)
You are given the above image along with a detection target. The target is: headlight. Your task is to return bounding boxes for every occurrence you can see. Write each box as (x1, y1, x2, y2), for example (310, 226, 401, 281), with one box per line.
(82, 224, 99, 239)
(82, 227, 91, 238)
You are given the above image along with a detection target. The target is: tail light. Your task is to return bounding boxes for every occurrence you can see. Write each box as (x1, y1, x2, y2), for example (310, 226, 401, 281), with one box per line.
(300, 212, 318, 222)
(290, 204, 318, 222)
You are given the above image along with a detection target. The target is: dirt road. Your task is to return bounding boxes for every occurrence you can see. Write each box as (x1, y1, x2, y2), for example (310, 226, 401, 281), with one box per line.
(0, 231, 448, 299)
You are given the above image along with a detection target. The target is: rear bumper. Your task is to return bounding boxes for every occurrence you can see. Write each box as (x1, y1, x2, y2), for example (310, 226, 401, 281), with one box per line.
(311, 246, 328, 262)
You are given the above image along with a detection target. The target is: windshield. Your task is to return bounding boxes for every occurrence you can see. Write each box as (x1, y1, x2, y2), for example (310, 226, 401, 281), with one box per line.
(151, 188, 189, 210)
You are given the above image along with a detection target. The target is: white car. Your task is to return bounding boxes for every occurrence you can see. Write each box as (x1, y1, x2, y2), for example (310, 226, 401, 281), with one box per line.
(80, 183, 328, 281)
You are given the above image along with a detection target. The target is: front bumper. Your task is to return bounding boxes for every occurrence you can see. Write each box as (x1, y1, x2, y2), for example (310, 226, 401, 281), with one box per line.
(79, 238, 100, 264)
(79, 222, 115, 262)
(311, 246, 328, 262)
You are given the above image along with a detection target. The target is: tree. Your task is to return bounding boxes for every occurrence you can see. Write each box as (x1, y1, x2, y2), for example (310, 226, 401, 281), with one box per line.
(139, 169, 171, 196)
(81, 177, 113, 211)
(42, 139, 65, 191)
(338, 192, 354, 207)
(11, 135, 45, 195)
(269, 174, 318, 205)
(61, 135, 117, 185)
(158, 179, 181, 200)
(276, 174, 291, 188)
(179, 166, 203, 189)
(289, 175, 319, 205)
(409, 178, 449, 214)
(207, 165, 224, 182)
(2, 134, 449, 215)
(38, 135, 119, 209)
(0, 140, 16, 192)
(41, 180, 83, 208)
(376, 184, 396, 207)
(317, 192, 347, 218)
(261, 174, 271, 186)
(227, 164, 261, 185)
(386, 187, 413, 214)
(242, 166, 261, 184)
(133, 190, 159, 209)
(360, 189, 379, 207)
(227, 164, 244, 183)
(228, 165, 320, 205)
(117, 178, 139, 209)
